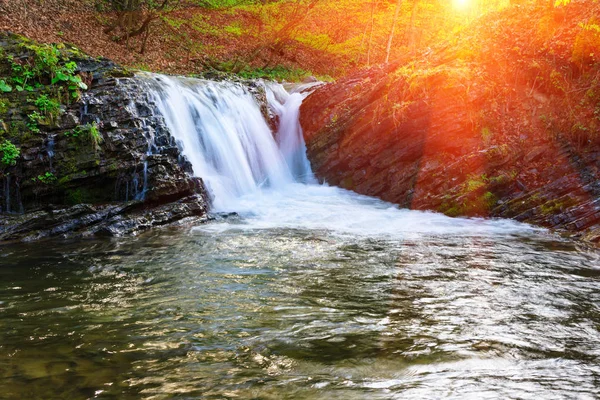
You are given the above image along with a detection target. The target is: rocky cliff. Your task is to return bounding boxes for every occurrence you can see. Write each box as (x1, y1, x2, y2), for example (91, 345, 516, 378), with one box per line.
(0, 33, 210, 242)
(300, 4, 600, 243)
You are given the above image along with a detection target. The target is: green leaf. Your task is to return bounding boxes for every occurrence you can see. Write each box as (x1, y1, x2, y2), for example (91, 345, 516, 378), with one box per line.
(0, 80, 12, 92)
(64, 62, 77, 73)
(54, 71, 69, 83)
(15, 85, 24, 92)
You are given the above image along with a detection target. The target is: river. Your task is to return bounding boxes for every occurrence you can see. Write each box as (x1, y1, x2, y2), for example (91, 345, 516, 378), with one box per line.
(0, 76, 599, 399)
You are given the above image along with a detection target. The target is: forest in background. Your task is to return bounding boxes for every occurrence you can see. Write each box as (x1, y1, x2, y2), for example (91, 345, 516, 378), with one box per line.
(0, 0, 570, 80)
(1, 0, 599, 146)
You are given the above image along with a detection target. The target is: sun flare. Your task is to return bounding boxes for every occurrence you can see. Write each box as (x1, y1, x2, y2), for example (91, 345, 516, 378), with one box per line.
(453, 0, 472, 11)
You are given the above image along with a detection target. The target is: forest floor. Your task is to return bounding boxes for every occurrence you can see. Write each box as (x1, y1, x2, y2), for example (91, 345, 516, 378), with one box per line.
(0, 0, 339, 80)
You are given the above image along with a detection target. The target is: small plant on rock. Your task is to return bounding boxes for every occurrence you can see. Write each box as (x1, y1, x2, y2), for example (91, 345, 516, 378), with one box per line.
(30, 94, 62, 124)
(0, 139, 20, 167)
(32, 171, 57, 184)
(27, 112, 42, 133)
(65, 122, 103, 146)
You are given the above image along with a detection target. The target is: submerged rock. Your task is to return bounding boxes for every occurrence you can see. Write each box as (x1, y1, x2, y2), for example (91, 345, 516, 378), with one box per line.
(0, 32, 209, 241)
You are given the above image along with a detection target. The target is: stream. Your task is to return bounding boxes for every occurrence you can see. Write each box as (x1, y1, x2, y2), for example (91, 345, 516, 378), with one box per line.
(0, 76, 599, 399)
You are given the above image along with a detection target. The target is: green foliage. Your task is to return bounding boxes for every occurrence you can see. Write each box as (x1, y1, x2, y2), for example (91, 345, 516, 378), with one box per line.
(3, 42, 88, 102)
(0, 139, 20, 167)
(32, 171, 57, 184)
(27, 112, 42, 133)
(237, 65, 311, 81)
(65, 122, 103, 146)
(31, 94, 62, 124)
(35, 94, 61, 114)
(51, 61, 88, 96)
(0, 79, 12, 92)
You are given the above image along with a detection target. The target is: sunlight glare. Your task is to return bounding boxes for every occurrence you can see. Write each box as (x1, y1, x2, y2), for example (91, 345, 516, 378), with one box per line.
(453, 0, 471, 11)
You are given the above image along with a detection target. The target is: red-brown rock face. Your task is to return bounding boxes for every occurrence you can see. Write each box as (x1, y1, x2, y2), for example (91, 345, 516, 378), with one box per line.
(300, 64, 600, 243)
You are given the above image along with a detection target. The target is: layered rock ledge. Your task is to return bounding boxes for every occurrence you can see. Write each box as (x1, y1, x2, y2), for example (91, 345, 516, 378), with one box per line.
(300, 63, 600, 244)
(0, 33, 209, 242)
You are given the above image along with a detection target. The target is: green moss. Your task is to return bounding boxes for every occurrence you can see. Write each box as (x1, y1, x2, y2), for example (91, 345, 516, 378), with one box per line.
(106, 68, 134, 78)
(489, 174, 510, 186)
(7, 119, 34, 141)
(65, 188, 87, 205)
(481, 126, 493, 144)
(57, 175, 72, 186)
(64, 186, 109, 205)
(464, 174, 488, 193)
(0, 98, 8, 114)
(482, 191, 498, 210)
(539, 197, 577, 215)
(340, 176, 354, 190)
(442, 205, 464, 217)
(438, 195, 465, 217)
(58, 157, 78, 175)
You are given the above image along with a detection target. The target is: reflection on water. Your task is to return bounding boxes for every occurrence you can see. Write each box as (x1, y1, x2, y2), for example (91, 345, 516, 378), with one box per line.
(1, 199, 599, 399)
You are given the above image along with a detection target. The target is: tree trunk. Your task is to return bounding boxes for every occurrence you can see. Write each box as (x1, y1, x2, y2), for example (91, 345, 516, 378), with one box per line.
(366, 0, 378, 66)
(385, 0, 403, 64)
(408, 0, 419, 55)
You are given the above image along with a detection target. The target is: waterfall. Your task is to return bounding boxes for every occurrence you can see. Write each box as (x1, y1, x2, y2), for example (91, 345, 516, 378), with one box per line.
(145, 75, 314, 211)
(136, 119, 155, 201)
(46, 134, 55, 169)
(264, 82, 315, 183)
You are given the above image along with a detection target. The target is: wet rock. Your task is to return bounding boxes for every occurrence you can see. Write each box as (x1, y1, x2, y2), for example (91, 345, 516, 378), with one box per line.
(0, 32, 209, 242)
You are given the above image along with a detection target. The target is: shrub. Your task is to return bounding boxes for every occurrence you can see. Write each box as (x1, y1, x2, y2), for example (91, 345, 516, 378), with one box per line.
(0, 140, 20, 167)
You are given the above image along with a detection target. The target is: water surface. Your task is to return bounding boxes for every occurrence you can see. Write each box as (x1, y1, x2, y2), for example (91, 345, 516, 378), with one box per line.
(1, 184, 599, 399)
(1, 76, 599, 399)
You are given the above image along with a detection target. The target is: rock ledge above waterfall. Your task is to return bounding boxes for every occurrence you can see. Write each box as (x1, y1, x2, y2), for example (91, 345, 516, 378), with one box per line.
(0, 32, 210, 242)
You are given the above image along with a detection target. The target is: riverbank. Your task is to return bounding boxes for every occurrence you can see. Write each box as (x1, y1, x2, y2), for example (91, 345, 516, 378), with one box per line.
(300, 2, 600, 244)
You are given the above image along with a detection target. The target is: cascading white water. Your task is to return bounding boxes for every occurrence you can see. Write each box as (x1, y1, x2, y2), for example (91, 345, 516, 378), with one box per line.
(264, 82, 315, 183)
(147, 75, 297, 210)
(144, 73, 540, 239)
